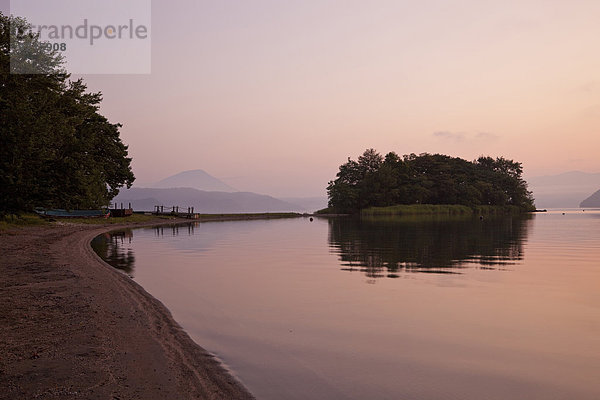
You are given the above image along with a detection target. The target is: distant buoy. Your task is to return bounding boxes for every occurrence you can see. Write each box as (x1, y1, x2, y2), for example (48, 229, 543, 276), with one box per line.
(562, 212, 565, 215)
(479, 215, 483, 220)
(309, 217, 313, 222)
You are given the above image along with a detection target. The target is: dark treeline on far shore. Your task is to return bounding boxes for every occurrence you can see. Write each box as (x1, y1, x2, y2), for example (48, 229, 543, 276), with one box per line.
(0, 14, 134, 214)
(326, 149, 535, 214)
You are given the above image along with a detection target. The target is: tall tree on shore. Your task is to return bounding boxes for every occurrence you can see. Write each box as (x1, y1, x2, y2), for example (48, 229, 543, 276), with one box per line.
(0, 14, 134, 212)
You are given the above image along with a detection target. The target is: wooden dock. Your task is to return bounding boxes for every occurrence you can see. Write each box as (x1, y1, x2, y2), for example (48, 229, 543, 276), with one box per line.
(109, 202, 133, 217)
(152, 205, 199, 219)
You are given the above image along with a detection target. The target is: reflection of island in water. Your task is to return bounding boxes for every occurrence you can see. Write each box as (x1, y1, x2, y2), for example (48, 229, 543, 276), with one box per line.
(328, 215, 532, 278)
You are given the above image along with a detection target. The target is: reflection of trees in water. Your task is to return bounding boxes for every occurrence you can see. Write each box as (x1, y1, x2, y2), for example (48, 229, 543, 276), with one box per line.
(149, 223, 196, 237)
(91, 223, 200, 275)
(91, 229, 135, 275)
(328, 215, 532, 278)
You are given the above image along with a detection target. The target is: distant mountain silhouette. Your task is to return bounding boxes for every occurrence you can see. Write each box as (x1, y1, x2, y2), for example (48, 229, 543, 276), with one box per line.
(580, 189, 600, 208)
(527, 171, 600, 208)
(113, 187, 301, 213)
(153, 169, 237, 192)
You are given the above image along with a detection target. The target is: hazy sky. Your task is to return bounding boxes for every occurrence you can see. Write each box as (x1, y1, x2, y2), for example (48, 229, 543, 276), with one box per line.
(6, 1, 600, 197)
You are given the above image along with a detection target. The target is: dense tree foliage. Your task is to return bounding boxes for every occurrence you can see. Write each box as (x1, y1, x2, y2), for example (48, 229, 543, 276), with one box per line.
(0, 14, 134, 212)
(327, 149, 535, 213)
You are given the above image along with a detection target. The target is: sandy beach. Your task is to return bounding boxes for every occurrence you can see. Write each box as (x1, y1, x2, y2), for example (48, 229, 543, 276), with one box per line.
(0, 219, 256, 400)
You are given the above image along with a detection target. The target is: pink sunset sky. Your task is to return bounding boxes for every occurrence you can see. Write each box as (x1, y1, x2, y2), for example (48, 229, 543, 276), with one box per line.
(6, 0, 600, 197)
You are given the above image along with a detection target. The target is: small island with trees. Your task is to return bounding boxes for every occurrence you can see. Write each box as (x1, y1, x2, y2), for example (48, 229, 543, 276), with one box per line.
(323, 149, 535, 215)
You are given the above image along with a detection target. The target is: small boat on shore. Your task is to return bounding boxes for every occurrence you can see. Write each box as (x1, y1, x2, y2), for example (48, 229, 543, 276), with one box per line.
(34, 208, 109, 218)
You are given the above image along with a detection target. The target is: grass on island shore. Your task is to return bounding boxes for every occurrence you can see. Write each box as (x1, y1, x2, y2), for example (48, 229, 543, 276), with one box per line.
(316, 204, 527, 216)
(361, 204, 525, 216)
(314, 207, 346, 215)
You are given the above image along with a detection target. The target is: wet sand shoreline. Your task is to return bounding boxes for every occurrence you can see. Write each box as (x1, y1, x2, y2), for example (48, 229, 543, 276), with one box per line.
(0, 218, 257, 400)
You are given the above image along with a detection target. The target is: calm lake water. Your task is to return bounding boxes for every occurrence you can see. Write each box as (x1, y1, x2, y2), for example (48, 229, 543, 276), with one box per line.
(92, 210, 600, 400)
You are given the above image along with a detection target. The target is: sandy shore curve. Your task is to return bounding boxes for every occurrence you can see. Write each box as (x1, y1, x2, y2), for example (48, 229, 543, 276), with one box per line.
(0, 220, 255, 400)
